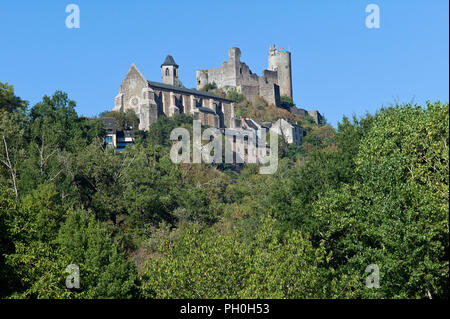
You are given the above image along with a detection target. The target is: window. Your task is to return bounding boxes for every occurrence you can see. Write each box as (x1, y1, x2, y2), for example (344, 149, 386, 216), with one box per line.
(174, 69, 177, 77)
(116, 142, 129, 147)
(165, 68, 169, 76)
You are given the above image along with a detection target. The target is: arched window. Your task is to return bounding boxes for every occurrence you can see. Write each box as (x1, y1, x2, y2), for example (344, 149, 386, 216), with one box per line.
(165, 68, 170, 76)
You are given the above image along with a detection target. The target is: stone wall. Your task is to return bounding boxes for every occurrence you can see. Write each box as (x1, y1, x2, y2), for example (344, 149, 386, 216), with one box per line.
(196, 46, 288, 107)
(114, 64, 237, 131)
(307, 110, 323, 125)
(268, 45, 292, 99)
(270, 118, 302, 145)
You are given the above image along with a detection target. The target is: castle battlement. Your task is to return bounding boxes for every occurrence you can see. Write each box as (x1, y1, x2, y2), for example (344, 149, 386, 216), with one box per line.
(196, 45, 293, 107)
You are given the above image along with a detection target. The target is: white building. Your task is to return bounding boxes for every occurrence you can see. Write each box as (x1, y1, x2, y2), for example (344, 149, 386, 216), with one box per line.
(270, 118, 302, 145)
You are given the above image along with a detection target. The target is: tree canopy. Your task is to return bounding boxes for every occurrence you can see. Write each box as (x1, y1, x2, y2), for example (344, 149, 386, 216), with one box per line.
(0, 82, 448, 299)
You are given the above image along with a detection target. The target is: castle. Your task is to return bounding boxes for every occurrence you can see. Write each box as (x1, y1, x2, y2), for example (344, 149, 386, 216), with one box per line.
(110, 45, 321, 142)
(196, 45, 292, 107)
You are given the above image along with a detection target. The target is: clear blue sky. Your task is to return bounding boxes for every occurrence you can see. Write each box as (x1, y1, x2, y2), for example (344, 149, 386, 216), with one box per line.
(1, 0, 448, 127)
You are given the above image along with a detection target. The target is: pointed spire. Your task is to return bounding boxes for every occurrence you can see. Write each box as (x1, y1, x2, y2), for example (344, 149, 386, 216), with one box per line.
(161, 55, 178, 67)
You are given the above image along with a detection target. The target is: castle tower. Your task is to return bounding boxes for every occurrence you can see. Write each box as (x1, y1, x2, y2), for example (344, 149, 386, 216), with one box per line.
(161, 55, 179, 86)
(268, 45, 292, 99)
(228, 47, 241, 86)
(228, 47, 241, 64)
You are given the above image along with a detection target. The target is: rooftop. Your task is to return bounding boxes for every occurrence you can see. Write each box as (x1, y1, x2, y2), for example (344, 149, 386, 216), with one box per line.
(147, 80, 232, 102)
(161, 55, 179, 68)
(196, 106, 216, 114)
(102, 117, 116, 131)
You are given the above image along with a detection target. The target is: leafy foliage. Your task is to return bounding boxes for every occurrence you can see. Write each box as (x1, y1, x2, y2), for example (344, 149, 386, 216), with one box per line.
(0, 82, 448, 299)
(280, 95, 295, 110)
(142, 216, 356, 298)
(100, 109, 139, 131)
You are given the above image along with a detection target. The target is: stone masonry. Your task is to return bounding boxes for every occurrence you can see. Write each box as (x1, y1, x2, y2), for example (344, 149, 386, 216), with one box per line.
(113, 56, 239, 131)
(196, 45, 292, 107)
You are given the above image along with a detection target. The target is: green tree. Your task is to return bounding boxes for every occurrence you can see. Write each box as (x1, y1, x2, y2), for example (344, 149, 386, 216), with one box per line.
(58, 209, 139, 298)
(199, 82, 217, 92)
(312, 103, 449, 298)
(142, 215, 354, 298)
(3, 183, 71, 298)
(100, 109, 139, 131)
(226, 87, 245, 103)
(280, 95, 295, 110)
(0, 82, 28, 113)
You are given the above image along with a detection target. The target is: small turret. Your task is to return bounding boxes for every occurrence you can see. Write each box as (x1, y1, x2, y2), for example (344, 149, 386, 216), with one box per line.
(161, 55, 179, 86)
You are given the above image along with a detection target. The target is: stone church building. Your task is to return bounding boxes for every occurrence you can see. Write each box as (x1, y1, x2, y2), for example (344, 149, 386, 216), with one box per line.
(112, 56, 239, 131)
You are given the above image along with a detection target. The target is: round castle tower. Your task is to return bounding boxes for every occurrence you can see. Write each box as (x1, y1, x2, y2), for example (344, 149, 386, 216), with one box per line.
(268, 45, 292, 99)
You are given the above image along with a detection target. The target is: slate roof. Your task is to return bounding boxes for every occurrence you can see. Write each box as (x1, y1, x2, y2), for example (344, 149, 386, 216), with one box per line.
(196, 106, 216, 114)
(243, 118, 272, 130)
(161, 55, 179, 67)
(243, 119, 259, 130)
(277, 118, 300, 128)
(147, 81, 232, 102)
(102, 117, 116, 132)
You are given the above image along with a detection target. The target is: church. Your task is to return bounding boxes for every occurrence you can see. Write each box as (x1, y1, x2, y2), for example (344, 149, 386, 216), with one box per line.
(112, 55, 239, 131)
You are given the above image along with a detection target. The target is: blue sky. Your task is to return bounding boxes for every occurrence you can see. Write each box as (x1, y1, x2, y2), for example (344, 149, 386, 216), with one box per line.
(0, 0, 448, 127)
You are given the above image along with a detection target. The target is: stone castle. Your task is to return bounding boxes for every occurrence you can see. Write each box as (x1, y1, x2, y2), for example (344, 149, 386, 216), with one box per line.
(112, 45, 321, 133)
(196, 45, 292, 107)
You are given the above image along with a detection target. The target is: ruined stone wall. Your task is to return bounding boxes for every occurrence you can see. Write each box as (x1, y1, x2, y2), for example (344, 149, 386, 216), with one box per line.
(258, 70, 279, 105)
(196, 48, 242, 89)
(240, 85, 260, 102)
(236, 61, 260, 88)
(196, 47, 286, 106)
(307, 110, 323, 125)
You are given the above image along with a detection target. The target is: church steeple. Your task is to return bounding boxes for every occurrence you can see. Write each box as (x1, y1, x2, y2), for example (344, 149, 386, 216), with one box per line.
(161, 55, 179, 86)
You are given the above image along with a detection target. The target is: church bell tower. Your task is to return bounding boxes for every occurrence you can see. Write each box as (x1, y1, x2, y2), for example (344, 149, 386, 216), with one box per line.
(161, 55, 179, 86)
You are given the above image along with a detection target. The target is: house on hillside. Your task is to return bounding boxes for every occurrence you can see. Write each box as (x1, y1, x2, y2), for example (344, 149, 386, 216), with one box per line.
(270, 118, 303, 145)
(103, 117, 135, 152)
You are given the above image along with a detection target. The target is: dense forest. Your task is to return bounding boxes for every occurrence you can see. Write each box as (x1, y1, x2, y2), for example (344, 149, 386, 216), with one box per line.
(0, 82, 448, 299)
